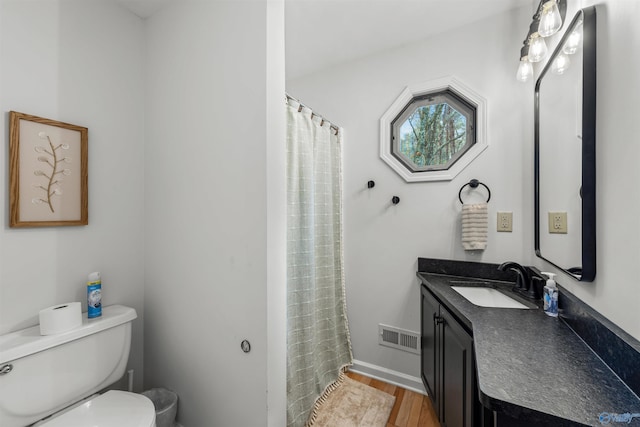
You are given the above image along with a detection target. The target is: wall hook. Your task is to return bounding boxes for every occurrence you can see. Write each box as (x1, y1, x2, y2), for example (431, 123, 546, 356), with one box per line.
(367, 180, 375, 189)
(392, 196, 400, 205)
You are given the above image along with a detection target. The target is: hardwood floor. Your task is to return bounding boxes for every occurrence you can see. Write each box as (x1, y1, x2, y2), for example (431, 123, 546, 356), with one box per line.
(345, 371, 440, 427)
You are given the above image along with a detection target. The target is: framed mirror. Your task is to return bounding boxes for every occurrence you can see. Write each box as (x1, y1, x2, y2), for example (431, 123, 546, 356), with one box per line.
(535, 6, 596, 281)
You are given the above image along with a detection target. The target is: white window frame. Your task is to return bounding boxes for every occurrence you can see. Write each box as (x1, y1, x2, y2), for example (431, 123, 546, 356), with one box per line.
(380, 76, 488, 182)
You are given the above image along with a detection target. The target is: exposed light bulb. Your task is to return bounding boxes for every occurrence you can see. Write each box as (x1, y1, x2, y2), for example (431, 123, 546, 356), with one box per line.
(528, 36, 548, 62)
(562, 28, 582, 54)
(516, 59, 533, 82)
(538, 0, 563, 37)
(551, 53, 571, 74)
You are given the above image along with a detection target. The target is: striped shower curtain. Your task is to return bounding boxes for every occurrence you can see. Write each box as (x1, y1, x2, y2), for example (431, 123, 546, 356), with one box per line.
(286, 98, 353, 427)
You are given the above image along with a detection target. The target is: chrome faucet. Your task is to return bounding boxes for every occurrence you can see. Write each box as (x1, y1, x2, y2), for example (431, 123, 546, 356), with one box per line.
(498, 262, 532, 296)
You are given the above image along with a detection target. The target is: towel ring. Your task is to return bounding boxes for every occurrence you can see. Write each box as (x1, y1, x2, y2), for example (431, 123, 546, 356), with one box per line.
(458, 179, 491, 204)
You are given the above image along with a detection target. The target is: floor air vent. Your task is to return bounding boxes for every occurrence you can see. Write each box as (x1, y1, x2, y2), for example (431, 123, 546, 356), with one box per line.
(378, 324, 420, 354)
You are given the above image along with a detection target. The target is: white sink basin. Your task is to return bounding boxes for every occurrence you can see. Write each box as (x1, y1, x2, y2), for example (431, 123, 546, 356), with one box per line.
(451, 286, 530, 309)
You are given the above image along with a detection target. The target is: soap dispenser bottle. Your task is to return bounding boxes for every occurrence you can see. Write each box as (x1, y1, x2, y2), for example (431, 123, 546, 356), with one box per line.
(541, 272, 558, 317)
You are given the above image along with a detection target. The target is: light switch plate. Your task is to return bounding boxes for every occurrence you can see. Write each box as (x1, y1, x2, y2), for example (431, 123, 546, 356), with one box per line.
(548, 212, 568, 234)
(497, 212, 512, 232)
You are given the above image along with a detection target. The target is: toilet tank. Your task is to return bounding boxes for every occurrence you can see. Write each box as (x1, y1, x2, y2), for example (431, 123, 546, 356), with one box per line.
(0, 305, 137, 427)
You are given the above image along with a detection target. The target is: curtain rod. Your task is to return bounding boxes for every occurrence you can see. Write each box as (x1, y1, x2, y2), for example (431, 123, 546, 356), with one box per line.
(286, 93, 340, 135)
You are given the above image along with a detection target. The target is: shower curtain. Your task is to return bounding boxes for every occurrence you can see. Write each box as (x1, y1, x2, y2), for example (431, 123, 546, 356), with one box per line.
(286, 98, 353, 427)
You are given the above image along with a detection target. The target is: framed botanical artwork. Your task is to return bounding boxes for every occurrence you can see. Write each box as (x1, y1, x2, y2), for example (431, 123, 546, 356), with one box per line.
(9, 111, 88, 227)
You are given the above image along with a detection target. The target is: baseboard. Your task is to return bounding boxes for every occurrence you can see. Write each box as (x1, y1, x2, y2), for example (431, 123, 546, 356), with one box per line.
(349, 359, 427, 395)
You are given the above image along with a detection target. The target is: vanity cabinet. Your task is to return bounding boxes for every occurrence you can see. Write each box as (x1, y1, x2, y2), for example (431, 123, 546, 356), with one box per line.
(421, 285, 476, 427)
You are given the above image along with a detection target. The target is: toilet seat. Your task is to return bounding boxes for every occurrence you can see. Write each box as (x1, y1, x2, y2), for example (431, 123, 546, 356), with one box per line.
(38, 390, 156, 427)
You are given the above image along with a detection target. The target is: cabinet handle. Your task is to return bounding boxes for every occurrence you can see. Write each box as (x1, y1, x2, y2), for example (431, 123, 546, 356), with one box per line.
(434, 315, 444, 325)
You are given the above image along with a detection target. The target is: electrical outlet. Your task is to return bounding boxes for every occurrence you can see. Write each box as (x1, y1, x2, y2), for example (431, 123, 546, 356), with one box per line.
(548, 212, 568, 234)
(497, 212, 513, 232)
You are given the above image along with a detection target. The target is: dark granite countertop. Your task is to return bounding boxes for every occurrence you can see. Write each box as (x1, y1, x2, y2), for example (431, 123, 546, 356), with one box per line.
(418, 270, 640, 426)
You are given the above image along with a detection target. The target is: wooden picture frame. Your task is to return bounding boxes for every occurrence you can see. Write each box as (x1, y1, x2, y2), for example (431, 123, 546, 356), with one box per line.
(9, 111, 88, 227)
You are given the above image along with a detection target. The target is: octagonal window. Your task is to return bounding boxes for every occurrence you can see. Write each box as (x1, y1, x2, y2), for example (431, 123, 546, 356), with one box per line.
(391, 89, 476, 172)
(380, 76, 487, 182)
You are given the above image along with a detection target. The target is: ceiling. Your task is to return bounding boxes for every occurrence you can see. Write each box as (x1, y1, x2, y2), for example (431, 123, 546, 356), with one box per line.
(116, 0, 531, 79)
(285, 0, 531, 79)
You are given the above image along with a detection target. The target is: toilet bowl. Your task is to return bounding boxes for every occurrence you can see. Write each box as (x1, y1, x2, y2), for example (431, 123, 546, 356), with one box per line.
(37, 390, 155, 427)
(0, 305, 156, 427)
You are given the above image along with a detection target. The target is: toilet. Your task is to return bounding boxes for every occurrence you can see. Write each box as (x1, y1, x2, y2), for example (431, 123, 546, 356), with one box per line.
(0, 305, 155, 427)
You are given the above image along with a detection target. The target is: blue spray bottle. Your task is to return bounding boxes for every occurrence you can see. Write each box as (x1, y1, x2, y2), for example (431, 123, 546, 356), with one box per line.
(87, 272, 102, 318)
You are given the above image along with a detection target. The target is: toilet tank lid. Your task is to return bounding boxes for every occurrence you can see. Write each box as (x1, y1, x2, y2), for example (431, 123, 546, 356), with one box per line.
(0, 305, 137, 364)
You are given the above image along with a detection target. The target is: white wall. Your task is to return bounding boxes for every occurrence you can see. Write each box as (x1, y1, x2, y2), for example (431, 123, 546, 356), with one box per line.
(287, 6, 534, 379)
(144, 1, 285, 425)
(531, 0, 640, 340)
(0, 0, 146, 390)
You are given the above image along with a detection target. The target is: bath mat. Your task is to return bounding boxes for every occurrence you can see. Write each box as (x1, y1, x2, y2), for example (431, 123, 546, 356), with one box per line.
(307, 375, 395, 427)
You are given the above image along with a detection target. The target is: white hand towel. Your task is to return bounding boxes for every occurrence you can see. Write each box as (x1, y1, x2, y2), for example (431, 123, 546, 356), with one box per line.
(461, 203, 488, 250)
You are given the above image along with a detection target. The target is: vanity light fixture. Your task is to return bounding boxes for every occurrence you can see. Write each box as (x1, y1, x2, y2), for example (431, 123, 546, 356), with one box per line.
(516, 47, 534, 82)
(528, 33, 548, 63)
(526, 20, 548, 63)
(538, 0, 563, 37)
(515, 0, 567, 82)
(516, 60, 534, 82)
